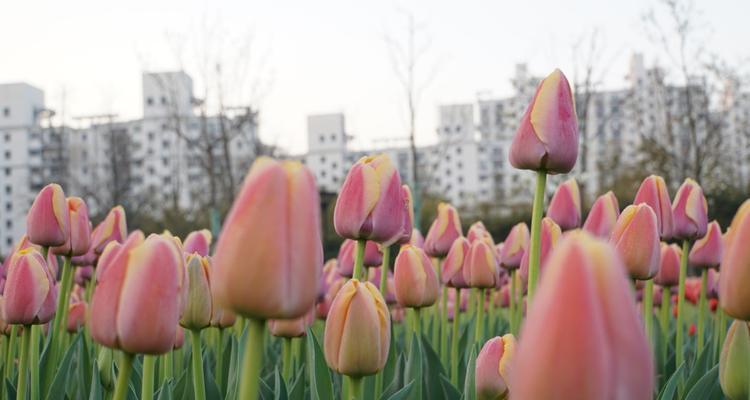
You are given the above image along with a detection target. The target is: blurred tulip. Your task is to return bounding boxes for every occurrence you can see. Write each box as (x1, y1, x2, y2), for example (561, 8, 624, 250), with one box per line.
(74, 265, 94, 286)
(509, 69, 578, 174)
(26, 183, 70, 247)
(511, 231, 654, 399)
(467, 221, 495, 246)
(180, 254, 212, 330)
(67, 301, 86, 333)
(324, 279, 390, 377)
(547, 178, 581, 230)
(671, 178, 708, 240)
(689, 220, 722, 269)
(464, 240, 499, 289)
(268, 308, 315, 338)
(442, 237, 470, 288)
(609, 204, 660, 280)
(316, 276, 346, 319)
(71, 247, 97, 266)
(720, 320, 750, 400)
(499, 223, 529, 270)
(183, 229, 212, 256)
(424, 203, 463, 257)
(173, 326, 185, 350)
(519, 218, 561, 285)
(654, 243, 681, 287)
(213, 158, 323, 320)
(3, 248, 57, 325)
(334, 154, 405, 244)
(393, 245, 439, 308)
(51, 197, 91, 256)
(476, 334, 515, 400)
(720, 200, 750, 319)
(633, 175, 673, 239)
(337, 239, 382, 277)
(318, 259, 339, 301)
(583, 191, 619, 238)
(90, 206, 128, 254)
(89, 232, 185, 354)
(367, 267, 397, 305)
(408, 229, 425, 248)
(393, 185, 415, 246)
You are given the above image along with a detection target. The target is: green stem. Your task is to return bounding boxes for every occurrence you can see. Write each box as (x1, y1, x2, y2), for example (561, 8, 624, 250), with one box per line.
(216, 328, 225, 390)
(282, 337, 293, 384)
(488, 288, 496, 336)
(84, 277, 94, 302)
(440, 285, 448, 367)
(238, 318, 265, 400)
(379, 246, 390, 294)
(353, 240, 366, 281)
(30, 325, 40, 400)
(113, 352, 134, 400)
(17, 326, 31, 400)
(717, 309, 727, 359)
(450, 288, 461, 386)
(191, 330, 206, 400)
(510, 270, 517, 335)
(141, 355, 156, 400)
(5, 325, 17, 383)
(643, 279, 654, 347)
(676, 240, 689, 395)
(0, 336, 6, 380)
(411, 307, 423, 400)
(474, 289, 484, 344)
(54, 257, 74, 336)
(527, 170, 547, 304)
(697, 269, 708, 355)
(660, 286, 671, 368)
(348, 376, 363, 400)
(413, 308, 421, 338)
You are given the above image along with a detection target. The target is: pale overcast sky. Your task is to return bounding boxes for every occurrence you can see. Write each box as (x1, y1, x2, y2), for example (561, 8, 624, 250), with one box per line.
(2, 0, 748, 153)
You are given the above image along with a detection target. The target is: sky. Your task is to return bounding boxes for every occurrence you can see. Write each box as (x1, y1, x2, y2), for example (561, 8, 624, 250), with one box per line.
(2, 0, 749, 154)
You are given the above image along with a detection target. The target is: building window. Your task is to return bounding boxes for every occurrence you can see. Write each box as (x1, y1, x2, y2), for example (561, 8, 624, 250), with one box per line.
(3, 107, 9, 117)
(319, 135, 325, 143)
(3, 133, 9, 142)
(162, 158, 168, 166)
(330, 133, 336, 141)
(161, 96, 167, 105)
(6, 238, 11, 246)
(5, 220, 11, 229)
(4, 151, 10, 160)
(4, 168, 9, 176)
(147, 97, 154, 106)
(5, 203, 11, 211)
(148, 132, 155, 141)
(4, 186, 10, 194)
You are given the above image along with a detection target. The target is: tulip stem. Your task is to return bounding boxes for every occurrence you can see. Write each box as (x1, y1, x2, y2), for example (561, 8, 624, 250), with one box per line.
(17, 326, 31, 400)
(348, 376, 364, 400)
(510, 270, 517, 335)
(30, 325, 40, 400)
(717, 309, 727, 358)
(527, 170, 547, 305)
(697, 269, 708, 356)
(52, 256, 74, 366)
(282, 337, 293, 384)
(113, 352, 134, 400)
(216, 328, 225, 390)
(5, 325, 17, 383)
(190, 330, 206, 400)
(660, 287, 671, 368)
(379, 246, 390, 294)
(141, 355, 156, 400)
(440, 284, 448, 366)
(676, 240, 689, 395)
(353, 240, 366, 281)
(643, 279, 654, 347)
(488, 288, 496, 336)
(239, 318, 265, 400)
(450, 288, 461, 386)
(474, 289, 484, 344)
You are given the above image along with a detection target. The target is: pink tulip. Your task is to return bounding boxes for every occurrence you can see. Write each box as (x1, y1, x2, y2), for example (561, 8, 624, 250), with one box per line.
(719, 200, 750, 319)
(511, 231, 654, 399)
(74, 265, 94, 286)
(392, 185, 415, 246)
(464, 240, 499, 289)
(336, 239, 383, 277)
(689, 220, 722, 269)
(424, 203, 463, 257)
(183, 229, 212, 256)
(671, 178, 708, 240)
(26, 183, 70, 247)
(318, 259, 340, 301)
(316, 276, 346, 320)
(467, 221, 495, 246)
(51, 197, 91, 256)
(88, 232, 185, 354)
(334, 154, 405, 244)
(519, 218, 561, 285)
(509, 69, 579, 174)
(67, 301, 87, 333)
(547, 178, 581, 230)
(393, 245, 439, 308)
(442, 237, 470, 288)
(633, 175, 673, 239)
(71, 247, 97, 266)
(654, 243, 681, 287)
(366, 267, 397, 305)
(609, 204, 660, 280)
(583, 191, 619, 238)
(499, 223, 529, 270)
(3, 248, 57, 325)
(268, 308, 315, 338)
(213, 158, 323, 320)
(90, 206, 128, 254)
(476, 334, 516, 400)
(408, 229, 425, 248)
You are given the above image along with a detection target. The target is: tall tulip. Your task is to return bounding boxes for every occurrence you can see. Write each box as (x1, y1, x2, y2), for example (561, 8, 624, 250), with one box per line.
(583, 191, 619, 238)
(393, 245, 439, 309)
(510, 231, 654, 399)
(634, 175, 673, 239)
(475, 334, 515, 400)
(26, 183, 70, 248)
(719, 320, 750, 400)
(720, 200, 750, 320)
(546, 178, 581, 231)
(424, 203, 463, 257)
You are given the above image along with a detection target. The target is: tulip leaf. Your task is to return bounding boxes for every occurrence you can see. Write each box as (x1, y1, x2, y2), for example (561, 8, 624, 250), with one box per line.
(78, 333, 93, 398)
(380, 322, 399, 394)
(287, 367, 306, 400)
(305, 328, 334, 400)
(684, 346, 711, 393)
(657, 361, 684, 400)
(225, 335, 240, 400)
(88, 360, 103, 400)
(6, 378, 16, 400)
(385, 379, 414, 400)
(273, 367, 289, 400)
(462, 346, 477, 400)
(404, 332, 423, 400)
(156, 379, 173, 400)
(684, 364, 722, 400)
(420, 335, 446, 399)
(438, 375, 462, 400)
(44, 333, 81, 400)
(203, 355, 222, 400)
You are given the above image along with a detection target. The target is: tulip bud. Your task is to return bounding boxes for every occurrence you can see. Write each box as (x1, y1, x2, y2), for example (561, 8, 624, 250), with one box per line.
(671, 178, 708, 241)
(183, 229, 212, 256)
(519, 217, 561, 284)
(26, 183, 70, 247)
(689, 221, 722, 269)
(634, 175, 674, 239)
(583, 191, 619, 238)
(393, 245, 439, 308)
(475, 334, 516, 400)
(393, 185, 415, 246)
(654, 243, 681, 287)
(609, 204, 660, 280)
(89, 232, 185, 354)
(180, 254, 212, 330)
(269, 308, 315, 338)
(511, 231, 654, 399)
(424, 203, 463, 257)
(3, 248, 57, 325)
(499, 223, 529, 270)
(547, 178, 581, 230)
(442, 237, 470, 288)
(719, 200, 750, 319)
(509, 69, 578, 174)
(334, 154, 405, 243)
(719, 320, 750, 400)
(213, 158, 323, 320)
(324, 279, 390, 377)
(51, 197, 91, 256)
(67, 301, 87, 333)
(467, 221, 495, 246)
(91, 206, 128, 254)
(71, 247, 97, 267)
(464, 240, 499, 289)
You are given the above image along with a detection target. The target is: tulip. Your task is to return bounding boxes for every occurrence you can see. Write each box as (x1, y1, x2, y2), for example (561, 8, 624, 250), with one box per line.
(183, 229, 212, 256)
(634, 175, 673, 239)
(334, 154, 405, 243)
(269, 308, 315, 338)
(71, 247, 97, 266)
(180, 254, 212, 330)
(393, 185, 415, 246)
(546, 178, 581, 231)
(26, 183, 70, 247)
(393, 245, 439, 308)
(324, 279, 390, 377)
(499, 223, 529, 271)
(442, 237, 470, 288)
(336, 239, 382, 277)
(3, 248, 57, 325)
(609, 204, 660, 280)
(720, 200, 750, 320)
(467, 221, 495, 246)
(655, 243, 680, 287)
(671, 178, 708, 241)
(424, 203, 463, 257)
(51, 197, 91, 256)
(316, 276, 346, 319)
(74, 266, 94, 286)
(367, 267, 397, 305)
(511, 231, 654, 399)
(689, 220, 722, 269)
(719, 320, 750, 400)
(475, 334, 515, 400)
(519, 217, 561, 285)
(91, 206, 128, 254)
(583, 191, 619, 238)
(67, 301, 86, 333)
(509, 69, 579, 174)
(318, 259, 339, 301)
(408, 229, 425, 248)
(464, 240, 499, 289)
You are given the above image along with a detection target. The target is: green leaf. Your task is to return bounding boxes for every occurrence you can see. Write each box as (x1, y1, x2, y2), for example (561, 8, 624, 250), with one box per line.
(156, 379, 173, 400)
(287, 367, 306, 400)
(380, 324, 399, 395)
(438, 375, 462, 400)
(684, 364, 722, 400)
(657, 362, 685, 400)
(462, 346, 477, 400)
(684, 345, 711, 393)
(273, 367, 289, 400)
(404, 332, 422, 400)
(44, 333, 82, 400)
(305, 329, 334, 400)
(420, 335, 446, 399)
(385, 380, 414, 400)
(78, 334, 93, 398)
(225, 335, 239, 400)
(203, 354, 222, 400)
(6, 377, 16, 400)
